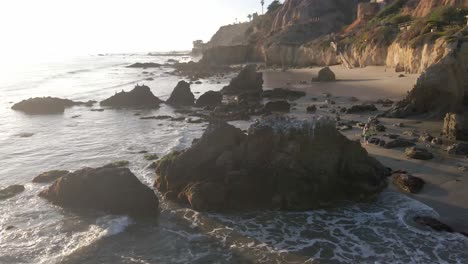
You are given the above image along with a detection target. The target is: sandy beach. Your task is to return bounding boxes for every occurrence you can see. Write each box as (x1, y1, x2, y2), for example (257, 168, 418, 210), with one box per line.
(263, 65, 468, 233)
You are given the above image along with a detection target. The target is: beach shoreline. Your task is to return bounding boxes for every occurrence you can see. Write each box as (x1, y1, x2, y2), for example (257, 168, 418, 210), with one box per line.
(263, 65, 468, 233)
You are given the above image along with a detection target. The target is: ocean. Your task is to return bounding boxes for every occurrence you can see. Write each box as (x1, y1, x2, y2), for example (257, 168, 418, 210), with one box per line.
(0, 53, 466, 264)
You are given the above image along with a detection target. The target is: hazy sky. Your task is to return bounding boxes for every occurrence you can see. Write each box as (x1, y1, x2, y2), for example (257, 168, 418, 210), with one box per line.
(0, 0, 266, 60)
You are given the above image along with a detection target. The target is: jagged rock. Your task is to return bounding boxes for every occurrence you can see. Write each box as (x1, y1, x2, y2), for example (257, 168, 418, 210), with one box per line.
(262, 88, 306, 100)
(306, 105, 317, 113)
(166, 81, 195, 106)
(144, 154, 159, 161)
(405, 147, 433, 160)
(312, 67, 336, 82)
(264, 101, 291, 112)
(39, 166, 159, 216)
(127, 62, 161, 68)
(140, 115, 172, 120)
(447, 143, 468, 155)
(100, 84, 162, 108)
(195, 91, 222, 107)
(431, 137, 443, 145)
(33, 170, 69, 183)
(325, 99, 336, 105)
(392, 173, 425, 193)
(11, 97, 89, 115)
(221, 65, 263, 95)
(0, 185, 25, 201)
(442, 113, 468, 140)
(384, 138, 415, 149)
(419, 133, 434, 143)
(154, 116, 388, 211)
(413, 216, 454, 233)
(346, 104, 378, 114)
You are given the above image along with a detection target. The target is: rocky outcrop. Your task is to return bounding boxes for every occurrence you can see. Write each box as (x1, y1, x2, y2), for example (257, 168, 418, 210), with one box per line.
(33, 170, 69, 183)
(346, 104, 378, 114)
(408, 0, 467, 17)
(405, 147, 434, 160)
(127, 62, 161, 68)
(154, 116, 388, 212)
(221, 65, 263, 95)
(392, 173, 425, 193)
(166, 81, 195, 106)
(39, 166, 159, 216)
(196, 91, 222, 108)
(100, 84, 162, 108)
(312, 67, 336, 82)
(413, 216, 454, 233)
(11, 97, 91, 115)
(442, 112, 468, 140)
(385, 42, 467, 118)
(262, 88, 306, 100)
(0, 185, 25, 201)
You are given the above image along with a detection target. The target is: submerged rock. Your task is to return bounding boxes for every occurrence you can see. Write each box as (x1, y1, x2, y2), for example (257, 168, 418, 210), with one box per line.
(221, 65, 263, 95)
(392, 173, 425, 193)
(39, 166, 159, 216)
(33, 170, 69, 183)
(154, 116, 387, 212)
(127, 62, 161, 68)
(306, 105, 317, 113)
(0, 185, 25, 200)
(100, 84, 162, 108)
(312, 67, 336, 82)
(262, 88, 306, 100)
(405, 147, 433, 160)
(166, 81, 195, 106)
(346, 104, 378, 114)
(413, 216, 454, 233)
(103, 160, 130, 169)
(11, 97, 87, 115)
(264, 101, 291, 112)
(195, 91, 222, 108)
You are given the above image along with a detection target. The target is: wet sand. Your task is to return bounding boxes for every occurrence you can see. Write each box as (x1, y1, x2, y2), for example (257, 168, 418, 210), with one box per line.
(263, 65, 468, 232)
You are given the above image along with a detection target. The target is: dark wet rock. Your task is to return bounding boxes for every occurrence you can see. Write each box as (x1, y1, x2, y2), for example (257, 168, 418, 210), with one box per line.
(392, 173, 424, 193)
(33, 170, 69, 183)
(39, 166, 159, 216)
(187, 118, 205, 124)
(71, 115, 81, 119)
(384, 139, 415, 149)
(11, 97, 88, 115)
(413, 216, 454, 233)
(372, 124, 386, 132)
(395, 64, 405, 73)
(144, 154, 159, 161)
(431, 138, 443, 145)
(262, 88, 305, 101)
(398, 74, 406, 78)
(194, 81, 202, 84)
(16, 133, 34, 138)
(5, 225, 16, 231)
(264, 101, 290, 112)
(325, 99, 336, 105)
(154, 116, 388, 212)
(127, 62, 161, 68)
(405, 147, 433, 160)
(383, 134, 399, 140)
(166, 81, 195, 106)
(0, 185, 25, 200)
(312, 67, 335, 82)
(349, 97, 359, 102)
(346, 104, 378, 114)
(102, 160, 130, 169)
(221, 65, 263, 95)
(403, 130, 419, 137)
(140, 115, 172, 120)
(376, 99, 394, 106)
(393, 123, 404, 128)
(196, 91, 222, 108)
(306, 105, 317, 113)
(146, 78, 154, 81)
(173, 61, 233, 79)
(447, 143, 468, 155)
(90, 108, 104, 112)
(442, 113, 468, 140)
(338, 125, 352, 131)
(100, 84, 162, 108)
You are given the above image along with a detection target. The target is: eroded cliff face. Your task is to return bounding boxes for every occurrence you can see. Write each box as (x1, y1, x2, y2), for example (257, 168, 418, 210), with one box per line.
(404, 0, 468, 17)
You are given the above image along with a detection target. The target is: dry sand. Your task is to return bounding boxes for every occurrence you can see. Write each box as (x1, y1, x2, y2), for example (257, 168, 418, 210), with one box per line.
(263, 65, 468, 232)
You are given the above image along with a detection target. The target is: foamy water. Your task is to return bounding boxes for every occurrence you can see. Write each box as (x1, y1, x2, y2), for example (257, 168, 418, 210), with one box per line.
(0, 53, 466, 263)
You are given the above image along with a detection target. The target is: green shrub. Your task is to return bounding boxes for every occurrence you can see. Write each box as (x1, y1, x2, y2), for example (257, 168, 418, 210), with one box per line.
(428, 6, 467, 25)
(377, 0, 408, 19)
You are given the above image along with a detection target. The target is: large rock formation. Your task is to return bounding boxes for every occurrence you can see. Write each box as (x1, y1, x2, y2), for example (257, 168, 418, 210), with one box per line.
(385, 42, 467, 118)
(100, 84, 162, 108)
(166, 81, 195, 106)
(195, 91, 222, 108)
(11, 97, 91, 115)
(312, 67, 336, 82)
(33, 170, 69, 183)
(0, 185, 25, 201)
(40, 166, 159, 216)
(154, 116, 388, 212)
(221, 65, 263, 95)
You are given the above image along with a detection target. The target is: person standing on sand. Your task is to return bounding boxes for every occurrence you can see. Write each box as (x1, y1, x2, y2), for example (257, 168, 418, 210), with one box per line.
(362, 124, 371, 145)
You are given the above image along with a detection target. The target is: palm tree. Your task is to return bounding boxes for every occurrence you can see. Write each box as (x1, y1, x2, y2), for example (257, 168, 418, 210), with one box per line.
(248, 14, 252, 22)
(261, 0, 265, 15)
